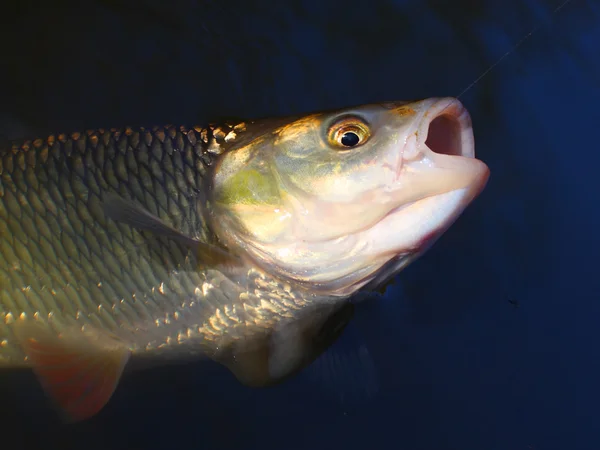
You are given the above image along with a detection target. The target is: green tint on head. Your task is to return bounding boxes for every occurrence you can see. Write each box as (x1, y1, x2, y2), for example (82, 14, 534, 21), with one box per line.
(213, 137, 284, 210)
(212, 139, 291, 245)
(216, 167, 281, 206)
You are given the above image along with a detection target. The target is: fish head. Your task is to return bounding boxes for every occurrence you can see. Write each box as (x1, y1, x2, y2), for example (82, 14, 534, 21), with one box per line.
(212, 97, 490, 297)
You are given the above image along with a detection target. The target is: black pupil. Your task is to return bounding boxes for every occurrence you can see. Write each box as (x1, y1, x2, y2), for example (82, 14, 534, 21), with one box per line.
(340, 131, 360, 147)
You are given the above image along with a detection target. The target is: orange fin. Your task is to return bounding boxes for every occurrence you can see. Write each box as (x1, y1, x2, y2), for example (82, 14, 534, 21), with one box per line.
(13, 321, 130, 422)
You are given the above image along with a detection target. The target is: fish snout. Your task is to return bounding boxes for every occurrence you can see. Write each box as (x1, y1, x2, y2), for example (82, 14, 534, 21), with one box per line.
(400, 98, 490, 199)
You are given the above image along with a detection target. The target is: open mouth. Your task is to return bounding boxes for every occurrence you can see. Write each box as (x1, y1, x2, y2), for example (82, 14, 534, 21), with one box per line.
(421, 98, 475, 158)
(387, 98, 487, 211)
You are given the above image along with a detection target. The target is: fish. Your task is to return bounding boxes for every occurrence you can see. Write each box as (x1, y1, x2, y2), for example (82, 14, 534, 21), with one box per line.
(0, 97, 489, 421)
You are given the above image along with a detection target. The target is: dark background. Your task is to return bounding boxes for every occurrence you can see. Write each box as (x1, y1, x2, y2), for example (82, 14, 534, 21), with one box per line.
(0, 1, 598, 449)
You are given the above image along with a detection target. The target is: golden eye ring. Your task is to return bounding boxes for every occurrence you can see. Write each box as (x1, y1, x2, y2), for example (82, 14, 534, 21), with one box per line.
(327, 118, 371, 149)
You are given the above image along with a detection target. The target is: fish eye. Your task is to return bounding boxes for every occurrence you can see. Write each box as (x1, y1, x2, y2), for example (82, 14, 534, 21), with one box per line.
(327, 117, 370, 150)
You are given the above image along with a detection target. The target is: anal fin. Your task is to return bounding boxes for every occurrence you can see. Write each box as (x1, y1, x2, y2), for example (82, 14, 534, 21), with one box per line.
(13, 321, 130, 422)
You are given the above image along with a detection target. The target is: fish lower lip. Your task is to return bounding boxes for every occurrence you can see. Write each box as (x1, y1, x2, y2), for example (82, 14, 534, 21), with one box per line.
(383, 198, 418, 220)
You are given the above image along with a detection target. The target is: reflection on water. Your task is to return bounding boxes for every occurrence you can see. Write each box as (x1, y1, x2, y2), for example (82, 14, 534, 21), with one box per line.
(0, 1, 599, 449)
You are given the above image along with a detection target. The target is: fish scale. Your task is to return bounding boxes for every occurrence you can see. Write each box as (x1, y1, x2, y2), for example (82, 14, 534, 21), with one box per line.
(0, 122, 315, 366)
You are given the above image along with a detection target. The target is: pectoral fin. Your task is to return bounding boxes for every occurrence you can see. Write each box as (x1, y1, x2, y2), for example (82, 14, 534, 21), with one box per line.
(13, 321, 130, 422)
(302, 319, 379, 406)
(103, 194, 242, 269)
(217, 302, 359, 388)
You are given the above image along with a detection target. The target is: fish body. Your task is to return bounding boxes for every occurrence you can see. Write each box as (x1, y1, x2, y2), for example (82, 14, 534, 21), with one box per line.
(0, 97, 489, 420)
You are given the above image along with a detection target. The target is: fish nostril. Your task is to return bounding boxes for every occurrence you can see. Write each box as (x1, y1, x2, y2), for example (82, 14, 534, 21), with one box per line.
(425, 114, 463, 156)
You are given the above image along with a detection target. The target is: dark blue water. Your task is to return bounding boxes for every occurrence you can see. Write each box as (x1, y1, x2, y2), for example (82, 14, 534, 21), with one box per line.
(0, 1, 598, 449)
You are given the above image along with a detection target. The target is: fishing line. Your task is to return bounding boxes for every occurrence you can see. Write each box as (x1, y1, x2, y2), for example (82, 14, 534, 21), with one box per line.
(449, 0, 574, 309)
(456, 0, 574, 100)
